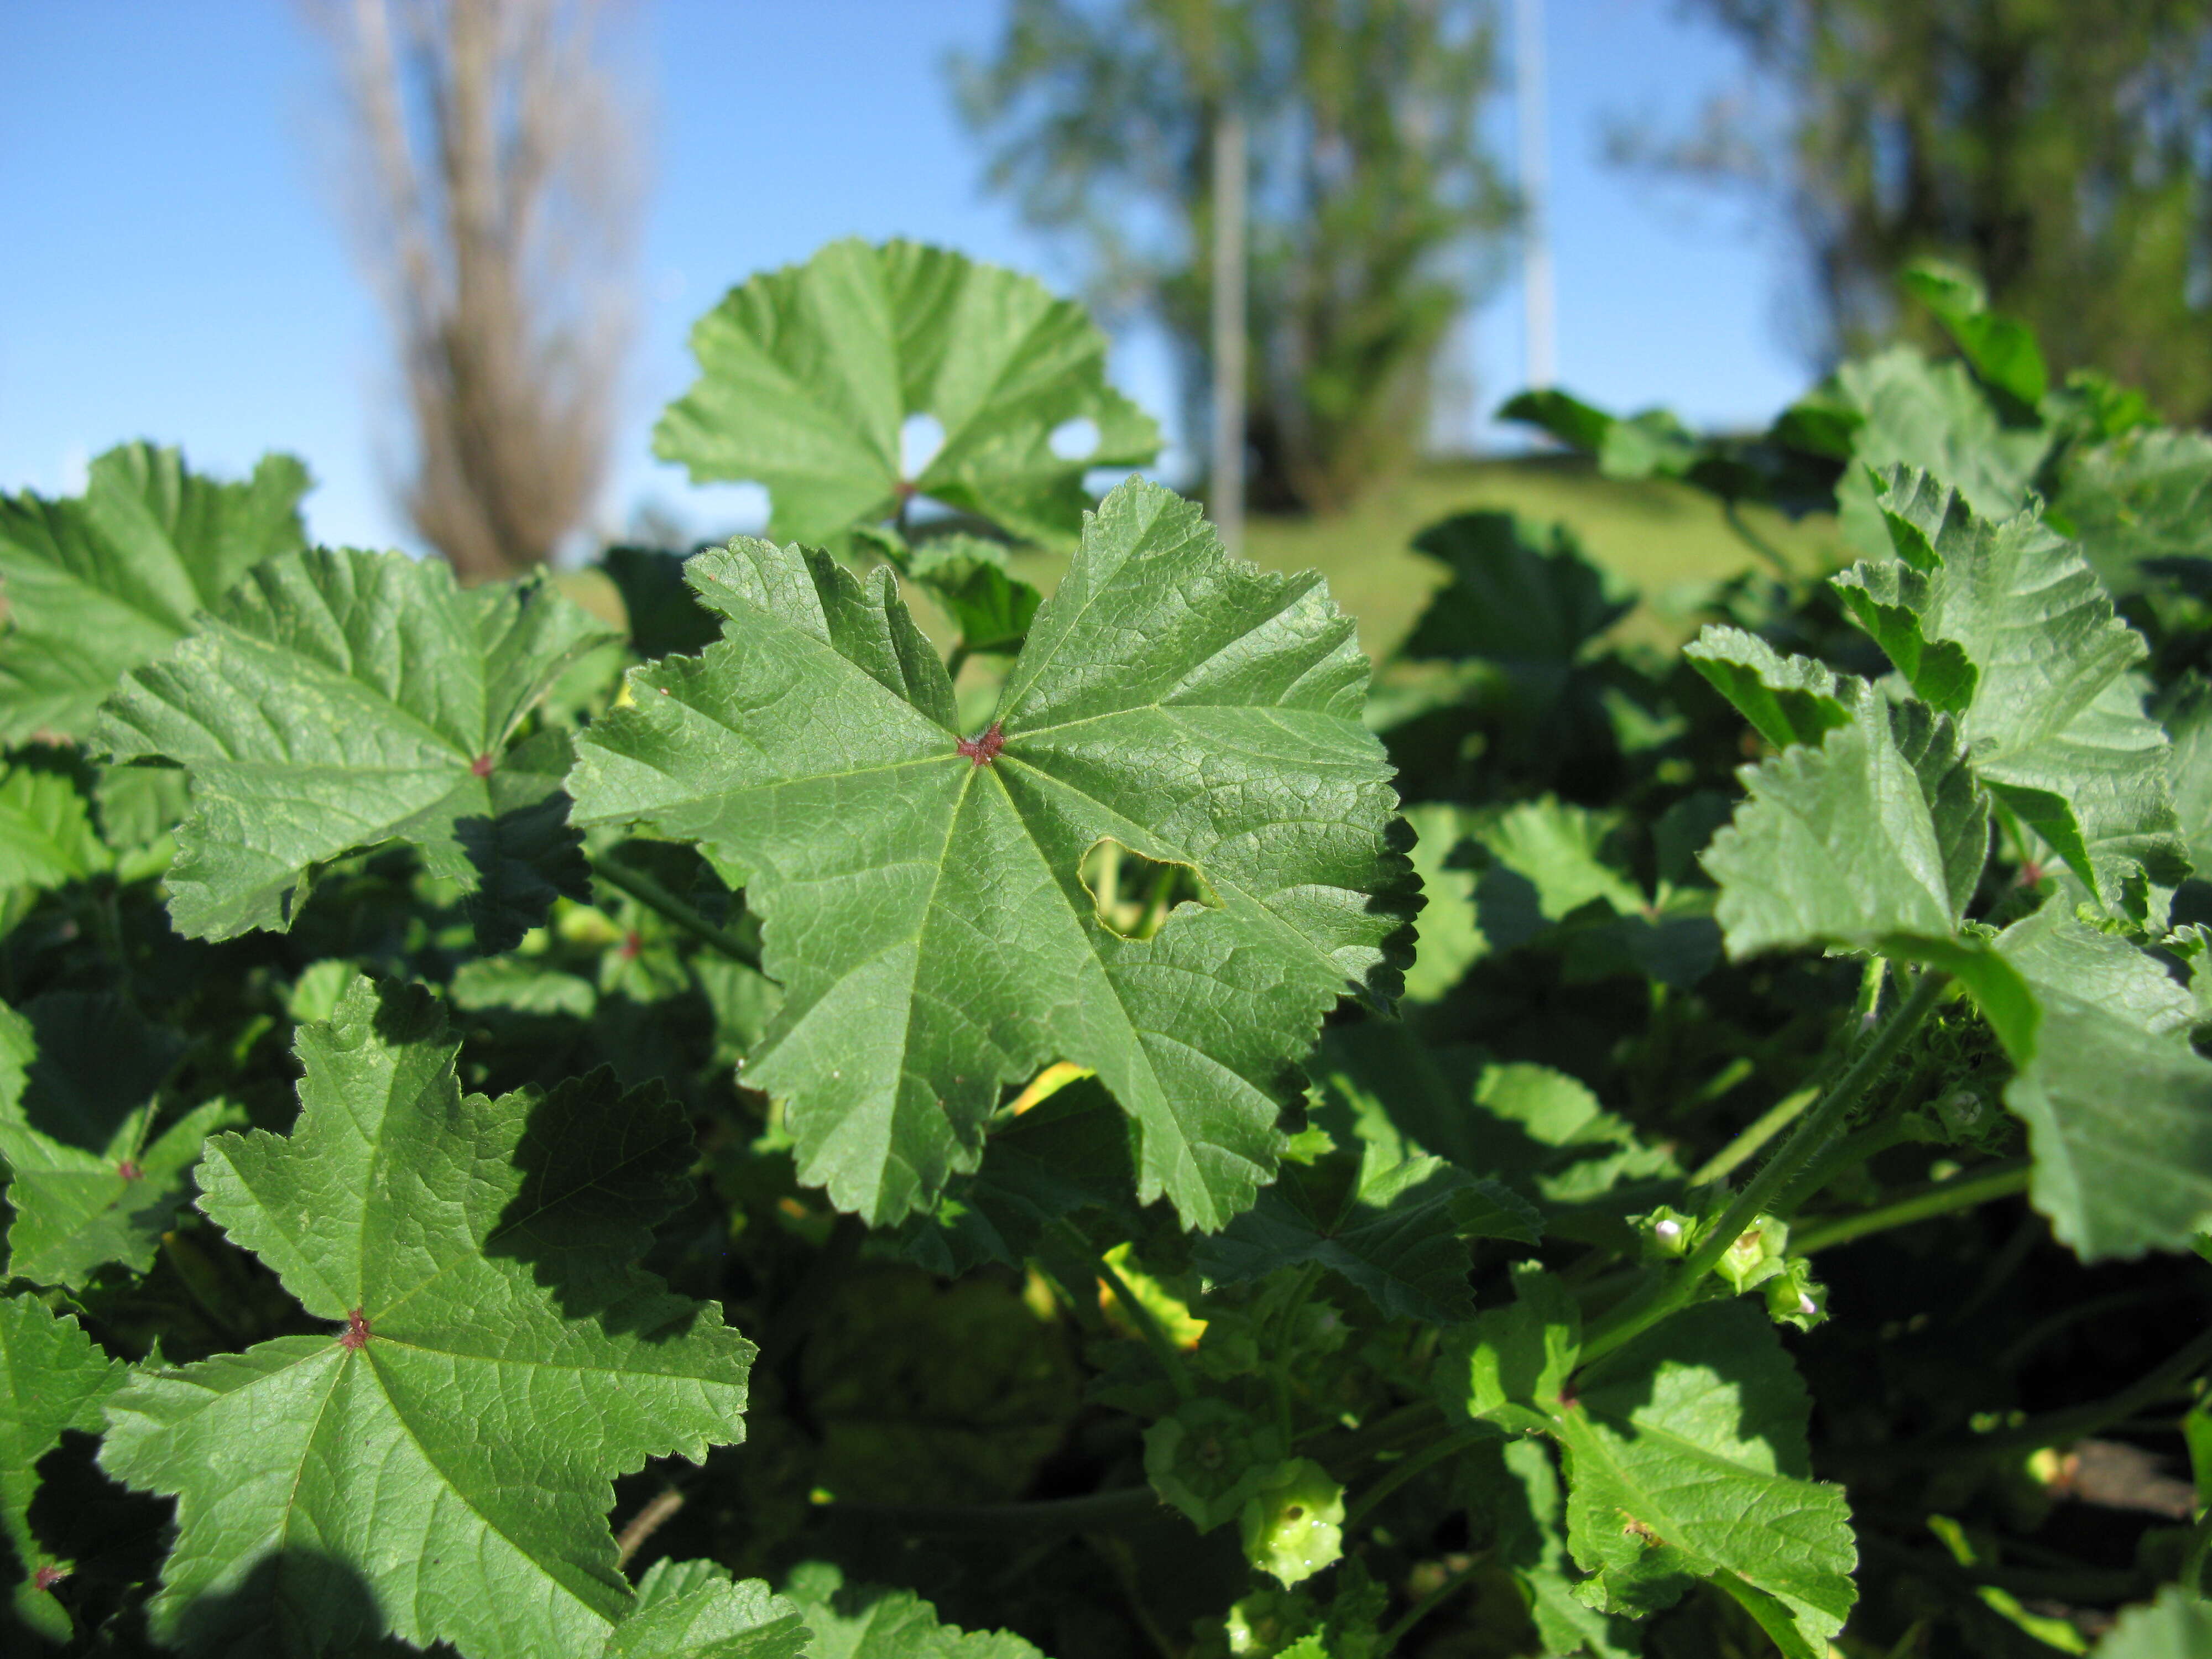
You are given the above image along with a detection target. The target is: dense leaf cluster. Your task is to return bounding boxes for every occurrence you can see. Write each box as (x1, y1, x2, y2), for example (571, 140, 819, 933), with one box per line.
(1, 246, 2209, 1658)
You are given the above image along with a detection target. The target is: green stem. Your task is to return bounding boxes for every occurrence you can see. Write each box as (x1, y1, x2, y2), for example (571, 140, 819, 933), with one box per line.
(1689, 1086, 1815, 1186)
(1580, 969, 1951, 1368)
(1376, 1555, 1486, 1656)
(1058, 1221, 1195, 1400)
(1968, 1327, 2212, 1459)
(1268, 1261, 1325, 1438)
(1791, 1160, 2030, 1255)
(1342, 1431, 1488, 1533)
(589, 853, 766, 975)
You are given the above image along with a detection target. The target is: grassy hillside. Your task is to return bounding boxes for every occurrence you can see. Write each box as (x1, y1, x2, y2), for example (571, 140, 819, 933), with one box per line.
(1235, 454, 1845, 660)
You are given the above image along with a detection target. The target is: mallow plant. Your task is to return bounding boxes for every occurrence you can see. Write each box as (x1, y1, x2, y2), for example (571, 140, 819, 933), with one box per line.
(0, 237, 2209, 1658)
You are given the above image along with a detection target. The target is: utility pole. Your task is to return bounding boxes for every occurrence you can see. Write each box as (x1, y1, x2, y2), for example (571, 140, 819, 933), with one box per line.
(1210, 106, 1248, 555)
(1515, 0, 1554, 390)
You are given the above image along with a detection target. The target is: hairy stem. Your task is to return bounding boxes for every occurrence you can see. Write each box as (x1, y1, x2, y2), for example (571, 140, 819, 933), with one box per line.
(589, 852, 765, 975)
(1791, 1159, 2031, 1255)
(1580, 969, 1952, 1368)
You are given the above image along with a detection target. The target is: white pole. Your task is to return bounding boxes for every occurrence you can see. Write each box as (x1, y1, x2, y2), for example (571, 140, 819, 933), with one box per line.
(1515, 0, 1554, 390)
(1210, 107, 1248, 555)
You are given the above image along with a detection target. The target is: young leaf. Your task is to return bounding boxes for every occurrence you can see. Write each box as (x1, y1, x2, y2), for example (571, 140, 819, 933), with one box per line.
(1901, 260, 2049, 406)
(94, 547, 618, 948)
(1554, 1301, 1857, 1657)
(0, 444, 309, 743)
(0, 1293, 124, 1641)
(906, 534, 1042, 658)
(1843, 468, 2186, 916)
(1827, 348, 2048, 550)
(1995, 906, 2212, 1259)
(1192, 1147, 1537, 1324)
(568, 480, 1415, 1229)
(781, 1561, 1045, 1659)
(1683, 628, 1855, 751)
(98, 974, 754, 1658)
(655, 239, 1160, 552)
(1701, 682, 1987, 955)
(0, 750, 111, 899)
(612, 1561, 808, 1659)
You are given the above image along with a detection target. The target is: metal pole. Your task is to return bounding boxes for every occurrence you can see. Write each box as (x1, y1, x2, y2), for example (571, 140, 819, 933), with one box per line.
(1210, 107, 1248, 555)
(1515, 0, 1554, 390)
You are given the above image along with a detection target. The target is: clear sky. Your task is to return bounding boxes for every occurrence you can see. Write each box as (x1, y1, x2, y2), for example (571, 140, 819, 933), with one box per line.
(0, 0, 1806, 556)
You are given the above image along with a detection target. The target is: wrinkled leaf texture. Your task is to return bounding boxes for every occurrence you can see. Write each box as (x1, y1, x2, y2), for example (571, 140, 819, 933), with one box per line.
(570, 479, 1416, 1230)
(98, 974, 755, 1658)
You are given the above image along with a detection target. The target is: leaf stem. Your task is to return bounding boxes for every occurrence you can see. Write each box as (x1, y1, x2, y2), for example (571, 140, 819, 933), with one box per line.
(614, 1486, 685, 1569)
(1688, 1085, 1815, 1186)
(1057, 1220, 1196, 1400)
(1376, 1553, 1486, 1655)
(1579, 968, 1952, 1368)
(1342, 1430, 1488, 1533)
(588, 853, 766, 975)
(1791, 1159, 2030, 1254)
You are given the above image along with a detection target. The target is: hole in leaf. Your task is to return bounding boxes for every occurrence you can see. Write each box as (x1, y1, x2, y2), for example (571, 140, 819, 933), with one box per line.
(1079, 839, 1221, 941)
(901, 411, 946, 481)
(1048, 416, 1100, 461)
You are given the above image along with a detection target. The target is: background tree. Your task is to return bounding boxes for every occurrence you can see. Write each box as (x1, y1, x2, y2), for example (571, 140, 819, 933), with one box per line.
(955, 0, 1516, 516)
(1657, 0, 2212, 420)
(316, 0, 643, 580)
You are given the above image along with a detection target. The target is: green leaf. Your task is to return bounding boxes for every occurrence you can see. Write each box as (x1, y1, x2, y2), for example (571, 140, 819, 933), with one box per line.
(610, 1562, 808, 1659)
(781, 1561, 1045, 1659)
(1401, 512, 1633, 675)
(906, 534, 1042, 657)
(1702, 683, 1989, 953)
(1, 1097, 242, 1289)
(1465, 1438, 1639, 1657)
(0, 1293, 124, 1641)
(97, 974, 754, 1658)
(1441, 1264, 1580, 1437)
(1996, 905, 2212, 1259)
(1902, 260, 2050, 405)
(0, 444, 309, 743)
(1683, 628, 1855, 750)
(1554, 1301, 1857, 1656)
(655, 238, 1160, 552)
(1192, 1145, 1538, 1323)
(2052, 427, 2212, 599)
(2094, 1588, 2212, 1657)
(603, 545, 724, 661)
(568, 480, 1414, 1229)
(95, 547, 617, 948)
(1845, 468, 2185, 916)
(1143, 1396, 1285, 1532)
(0, 751, 110, 900)
(1829, 348, 2048, 545)
(1399, 802, 1483, 1001)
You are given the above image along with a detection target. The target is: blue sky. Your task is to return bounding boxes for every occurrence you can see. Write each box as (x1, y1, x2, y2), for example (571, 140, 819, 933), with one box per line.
(0, 0, 1804, 555)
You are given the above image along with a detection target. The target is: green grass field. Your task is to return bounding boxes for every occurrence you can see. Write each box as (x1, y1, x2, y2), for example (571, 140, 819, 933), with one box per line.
(1234, 455, 1845, 660)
